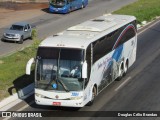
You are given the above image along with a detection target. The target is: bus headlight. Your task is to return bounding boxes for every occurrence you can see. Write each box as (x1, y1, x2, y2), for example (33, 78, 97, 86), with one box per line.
(35, 93, 45, 98)
(70, 96, 82, 100)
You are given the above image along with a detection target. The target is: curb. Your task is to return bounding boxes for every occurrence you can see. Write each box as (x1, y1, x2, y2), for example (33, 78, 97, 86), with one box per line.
(137, 17, 160, 33)
(0, 83, 34, 111)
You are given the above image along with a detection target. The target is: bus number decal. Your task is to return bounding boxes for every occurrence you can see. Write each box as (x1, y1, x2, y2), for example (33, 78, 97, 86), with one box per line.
(71, 92, 79, 96)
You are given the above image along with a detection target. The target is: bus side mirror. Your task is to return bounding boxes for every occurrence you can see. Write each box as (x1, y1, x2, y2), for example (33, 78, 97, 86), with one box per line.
(26, 58, 35, 75)
(82, 61, 87, 79)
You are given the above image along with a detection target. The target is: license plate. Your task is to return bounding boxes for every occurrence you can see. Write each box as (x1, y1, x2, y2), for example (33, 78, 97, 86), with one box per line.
(53, 102, 61, 106)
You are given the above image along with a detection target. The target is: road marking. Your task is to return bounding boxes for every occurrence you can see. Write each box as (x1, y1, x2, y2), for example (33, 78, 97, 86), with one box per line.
(115, 77, 131, 92)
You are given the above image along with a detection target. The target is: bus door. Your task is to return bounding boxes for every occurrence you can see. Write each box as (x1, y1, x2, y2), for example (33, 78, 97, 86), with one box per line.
(68, 0, 77, 10)
(76, 0, 82, 8)
(74, 0, 80, 9)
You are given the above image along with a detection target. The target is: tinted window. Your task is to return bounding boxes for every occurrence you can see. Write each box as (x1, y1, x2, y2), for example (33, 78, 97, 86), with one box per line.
(92, 21, 136, 63)
(113, 21, 136, 49)
(93, 30, 119, 63)
(126, 27, 136, 39)
(37, 47, 59, 59)
(60, 48, 84, 61)
(37, 47, 84, 61)
(115, 24, 136, 49)
(86, 44, 92, 79)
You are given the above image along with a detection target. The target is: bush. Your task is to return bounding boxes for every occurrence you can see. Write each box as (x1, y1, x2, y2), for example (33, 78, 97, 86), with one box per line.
(31, 28, 37, 40)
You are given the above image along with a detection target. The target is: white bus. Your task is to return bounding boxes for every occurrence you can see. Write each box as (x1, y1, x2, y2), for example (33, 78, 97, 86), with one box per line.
(26, 14, 137, 107)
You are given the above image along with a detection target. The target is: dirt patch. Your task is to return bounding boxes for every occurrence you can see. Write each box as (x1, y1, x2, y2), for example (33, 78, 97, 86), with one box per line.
(0, 60, 4, 64)
(0, 2, 49, 28)
(0, 2, 48, 10)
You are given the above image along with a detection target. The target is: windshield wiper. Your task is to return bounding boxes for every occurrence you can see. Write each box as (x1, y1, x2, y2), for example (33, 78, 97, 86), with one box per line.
(44, 78, 56, 90)
(58, 78, 70, 92)
(44, 76, 70, 92)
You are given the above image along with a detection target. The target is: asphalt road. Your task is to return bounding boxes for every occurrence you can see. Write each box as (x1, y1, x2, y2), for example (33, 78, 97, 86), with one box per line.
(4, 18, 160, 120)
(0, 0, 137, 57)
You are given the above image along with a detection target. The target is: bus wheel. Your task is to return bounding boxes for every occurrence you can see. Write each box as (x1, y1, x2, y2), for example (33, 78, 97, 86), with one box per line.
(68, 7, 71, 13)
(81, 3, 84, 9)
(117, 63, 124, 81)
(87, 86, 96, 106)
(124, 60, 129, 76)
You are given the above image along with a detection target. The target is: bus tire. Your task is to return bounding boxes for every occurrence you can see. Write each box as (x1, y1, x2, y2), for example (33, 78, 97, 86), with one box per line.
(81, 3, 84, 9)
(68, 7, 71, 13)
(117, 63, 124, 81)
(87, 86, 96, 106)
(123, 60, 129, 76)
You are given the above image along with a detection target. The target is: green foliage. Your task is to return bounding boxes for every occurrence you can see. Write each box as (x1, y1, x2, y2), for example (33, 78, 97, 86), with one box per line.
(0, 45, 37, 99)
(0, 37, 41, 100)
(113, 0, 160, 23)
(31, 28, 37, 40)
(31, 28, 41, 50)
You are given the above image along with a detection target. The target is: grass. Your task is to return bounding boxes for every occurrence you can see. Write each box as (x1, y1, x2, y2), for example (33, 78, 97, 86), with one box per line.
(113, 0, 160, 24)
(0, 39, 40, 100)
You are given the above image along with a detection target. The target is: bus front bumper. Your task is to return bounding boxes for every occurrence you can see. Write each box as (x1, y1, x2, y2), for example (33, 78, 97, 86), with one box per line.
(35, 96, 84, 107)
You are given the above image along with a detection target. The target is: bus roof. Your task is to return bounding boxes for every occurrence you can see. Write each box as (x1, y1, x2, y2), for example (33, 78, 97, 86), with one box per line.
(39, 14, 136, 49)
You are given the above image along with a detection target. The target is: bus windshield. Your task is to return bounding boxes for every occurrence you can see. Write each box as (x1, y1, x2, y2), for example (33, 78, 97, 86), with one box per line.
(35, 47, 84, 92)
(50, 0, 66, 8)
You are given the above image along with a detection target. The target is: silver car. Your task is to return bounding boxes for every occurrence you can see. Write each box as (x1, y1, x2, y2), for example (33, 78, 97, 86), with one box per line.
(2, 22, 32, 44)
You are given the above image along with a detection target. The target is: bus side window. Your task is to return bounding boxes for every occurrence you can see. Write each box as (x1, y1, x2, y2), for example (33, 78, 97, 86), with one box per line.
(126, 28, 136, 40)
(93, 40, 100, 63)
(93, 31, 118, 63)
(119, 25, 136, 46)
(86, 44, 92, 83)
